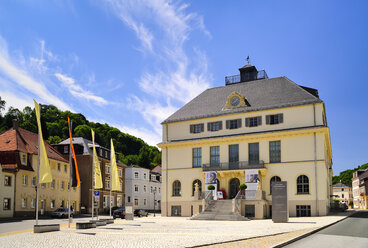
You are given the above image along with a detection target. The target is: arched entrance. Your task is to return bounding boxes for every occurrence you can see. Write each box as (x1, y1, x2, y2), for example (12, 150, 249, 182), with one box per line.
(229, 178, 240, 199)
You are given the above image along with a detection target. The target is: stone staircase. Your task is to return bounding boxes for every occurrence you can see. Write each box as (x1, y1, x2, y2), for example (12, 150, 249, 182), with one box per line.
(191, 200, 249, 221)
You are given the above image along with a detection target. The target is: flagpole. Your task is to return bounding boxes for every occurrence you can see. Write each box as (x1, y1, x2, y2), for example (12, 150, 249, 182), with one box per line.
(92, 138, 95, 220)
(68, 120, 72, 228)
(35, 122, 40, 226)
(110, 147, 112, 218)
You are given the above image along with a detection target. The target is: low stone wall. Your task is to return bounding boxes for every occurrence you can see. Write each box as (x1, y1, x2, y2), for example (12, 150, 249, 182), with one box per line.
(76, 222, 96, 229)
(34, 224, 60, 233)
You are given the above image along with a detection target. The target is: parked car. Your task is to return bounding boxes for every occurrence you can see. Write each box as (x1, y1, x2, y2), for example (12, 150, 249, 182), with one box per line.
(112, 207, 125, 219)
(134, 209, 148, 217)
(51, 208, 74, 218)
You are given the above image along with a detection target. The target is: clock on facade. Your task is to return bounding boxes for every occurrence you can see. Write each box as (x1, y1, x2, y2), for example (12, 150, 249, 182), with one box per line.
(230, 96, 240, 107)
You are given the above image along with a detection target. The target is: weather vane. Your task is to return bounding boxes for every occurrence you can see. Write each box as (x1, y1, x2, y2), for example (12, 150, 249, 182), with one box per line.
(246, 56, 250, 65)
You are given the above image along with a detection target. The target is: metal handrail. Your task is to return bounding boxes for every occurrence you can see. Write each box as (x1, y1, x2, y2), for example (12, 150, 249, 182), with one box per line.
(202, 161, 265, 171)
(225, 70, 268, 85)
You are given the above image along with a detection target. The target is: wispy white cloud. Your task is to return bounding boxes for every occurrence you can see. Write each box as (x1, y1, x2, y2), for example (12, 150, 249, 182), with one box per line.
(55, 73, 108, 105)
(0, 90, 33, 112)
(116, 124, 161, 147)
(0, 37, 72, 111)
(102, 0, 212, 145)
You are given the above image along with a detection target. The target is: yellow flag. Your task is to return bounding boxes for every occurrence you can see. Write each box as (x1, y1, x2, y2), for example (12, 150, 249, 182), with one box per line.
(110, 139, 120, 191)
(34, 100, 52, 183)
(91, 129, 103, 189)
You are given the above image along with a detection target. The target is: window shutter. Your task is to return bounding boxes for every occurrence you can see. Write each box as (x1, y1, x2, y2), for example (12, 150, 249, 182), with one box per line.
(245, 118, 250, 127)
(266, 115, 270, 125)
(207, 123, 211, 131)
(190, 124, 194, 133)
(278, 114, 283, 123)
(200, 123, 204, 132)
(257, 116, 262, 125)
(237, 119, 242, 128)
(219, 121, 223, 130)
(226, 120, 230, 129)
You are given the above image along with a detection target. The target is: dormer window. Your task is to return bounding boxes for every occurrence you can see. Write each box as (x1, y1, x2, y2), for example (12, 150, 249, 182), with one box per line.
(266, 114, 283, 125)
(190, 124, 204, 134)
(226, 119, 241, 129)
(208, 121, 222, 132)
(245, 116, 262, 127)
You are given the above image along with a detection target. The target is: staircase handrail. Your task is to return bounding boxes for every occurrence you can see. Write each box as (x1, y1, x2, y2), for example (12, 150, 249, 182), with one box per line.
(233, 190, 245, 214)
(203, 191, 213, 211)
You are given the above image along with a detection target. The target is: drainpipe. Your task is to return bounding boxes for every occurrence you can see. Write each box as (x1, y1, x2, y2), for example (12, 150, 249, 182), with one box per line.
(313, 104, 319, 216)
(13, 169, 17, 218)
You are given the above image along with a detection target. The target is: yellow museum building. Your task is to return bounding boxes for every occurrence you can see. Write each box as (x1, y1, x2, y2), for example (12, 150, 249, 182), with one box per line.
(158, 63, 333, 219)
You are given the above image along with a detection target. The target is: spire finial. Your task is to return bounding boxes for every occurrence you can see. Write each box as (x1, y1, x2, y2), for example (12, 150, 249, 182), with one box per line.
(246, 56, 250, 65)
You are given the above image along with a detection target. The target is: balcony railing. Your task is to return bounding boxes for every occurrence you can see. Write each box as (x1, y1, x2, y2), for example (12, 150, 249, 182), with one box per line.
(225, 70, 268, 85)
(202, 161, 265, 171)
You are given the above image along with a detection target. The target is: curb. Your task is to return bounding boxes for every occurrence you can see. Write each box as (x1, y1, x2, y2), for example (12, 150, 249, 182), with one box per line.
(273, 213, 353, 248)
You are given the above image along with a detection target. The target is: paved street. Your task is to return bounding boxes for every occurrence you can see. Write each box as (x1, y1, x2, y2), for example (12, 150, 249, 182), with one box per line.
(285, 211, 368, 248)
(0, 214, 347, 248)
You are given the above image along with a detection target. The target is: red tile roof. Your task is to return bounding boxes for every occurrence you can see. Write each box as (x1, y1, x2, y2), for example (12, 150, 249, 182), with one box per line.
(0, 127, 67, 162)
(151, 164, 162, 174)
(1, 164, 17, 169)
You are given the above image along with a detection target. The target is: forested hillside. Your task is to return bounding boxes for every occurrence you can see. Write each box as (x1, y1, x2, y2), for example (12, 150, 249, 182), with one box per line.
(0, 97, 161, 169)
(332, 163, 368, 185)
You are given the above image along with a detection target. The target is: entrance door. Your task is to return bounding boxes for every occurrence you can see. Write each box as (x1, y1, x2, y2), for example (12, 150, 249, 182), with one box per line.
(41, 200, 45, 215)
(229, 178, 240, 199)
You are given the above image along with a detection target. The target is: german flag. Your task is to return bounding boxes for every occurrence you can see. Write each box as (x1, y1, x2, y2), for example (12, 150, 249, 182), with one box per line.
(68, 117, 80, 187)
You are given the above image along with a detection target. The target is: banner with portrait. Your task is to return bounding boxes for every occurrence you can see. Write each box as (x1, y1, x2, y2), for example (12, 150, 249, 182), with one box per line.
(245, 169, 259, 190)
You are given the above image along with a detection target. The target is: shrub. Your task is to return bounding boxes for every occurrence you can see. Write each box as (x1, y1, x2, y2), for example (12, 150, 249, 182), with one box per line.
(349, 201, 354, 207)
(239, 184, 247, 190)
(333, 199, 340, 203)
(207, 185, 215, 191)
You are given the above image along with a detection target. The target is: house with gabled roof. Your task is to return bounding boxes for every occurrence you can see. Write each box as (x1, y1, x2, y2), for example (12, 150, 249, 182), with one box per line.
(0, 120, 80, 217)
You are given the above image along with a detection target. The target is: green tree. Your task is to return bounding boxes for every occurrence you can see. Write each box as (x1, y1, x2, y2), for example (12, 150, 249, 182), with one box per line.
(0, 96, 5, 115)
(48, 136, 62, 145)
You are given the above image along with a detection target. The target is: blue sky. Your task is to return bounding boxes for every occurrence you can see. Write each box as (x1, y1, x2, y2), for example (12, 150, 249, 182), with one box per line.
(0, 0, 367, 175)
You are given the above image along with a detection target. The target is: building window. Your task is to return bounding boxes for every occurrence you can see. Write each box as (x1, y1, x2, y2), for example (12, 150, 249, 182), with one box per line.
(172, 180, 181, 196)
(21, 154, 27, 165)
(296, 205, 311, 217)
(248, 143, 259, 164)
(32, 177, 36, 187)
(4, 175, 11, 186)
(171, 206, 181, 216)
(134, 185, 139, 192)
(269, 141, 281, 163)
(105, 180, 110, 189)
(61, 200, 65, 207)
(270, 176, 281, 195)
(208, 121, 222, 131)
(342, 193, 344, 198)
(297, 175, 309, 194)
(127, 196, 131, 203)
(64, 145, 68, 154)
(3, 198, 10, 210)
(159, 188, 160, 193)
(105, 165, 110, 174)
(144, 173, 146, 179)
(61, 181, 65, 190)
(51, 180, 55, 189)
(192, 179, 202, 196)
(190, 124, 204, 133)
(22, 175, 27, 186)
(41, 183, 46, 188)
(22, 198, 27, 208)
(226, 119, 241, 129)
(31, 199, 35, 208)
(144, 199, 147, 205)
(266, 114, 283, 125)
(134, 198, 138, 206)
(245, 116, 262, 127)
(210, 146, 220, 165)
(134, 172, 139, 179)
(51, 200, 55, 209)
(118, 169, 122, 177)
(151, 186, 153, 193)
(64, 164, 67, 173)
(144, 185, 147, 192)
(229, 144, 239, 167)
(192, 148, 202, 168)
(57, 163, 61, 171)
(341, 188, 344, 191)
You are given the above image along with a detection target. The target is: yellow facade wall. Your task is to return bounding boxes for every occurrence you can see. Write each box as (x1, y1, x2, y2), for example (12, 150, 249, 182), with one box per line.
(15, 155, 80, 216)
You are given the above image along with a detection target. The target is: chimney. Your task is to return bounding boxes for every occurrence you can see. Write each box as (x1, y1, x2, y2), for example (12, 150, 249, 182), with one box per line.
(12, 119, 18, 130)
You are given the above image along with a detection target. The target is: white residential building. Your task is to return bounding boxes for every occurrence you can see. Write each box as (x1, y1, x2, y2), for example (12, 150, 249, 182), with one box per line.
(125, 165, 161, 211)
